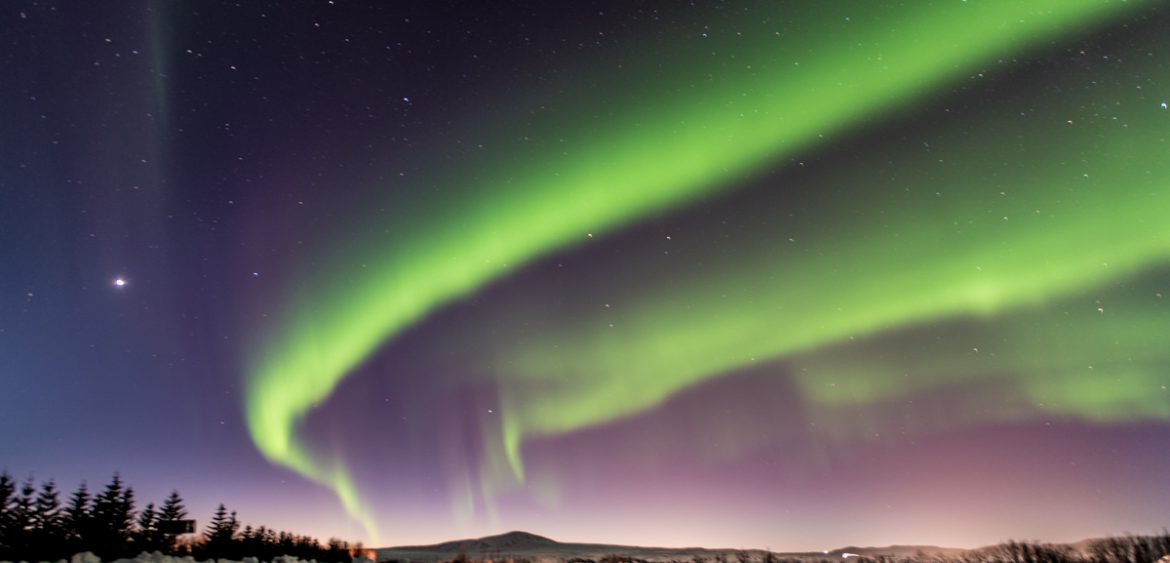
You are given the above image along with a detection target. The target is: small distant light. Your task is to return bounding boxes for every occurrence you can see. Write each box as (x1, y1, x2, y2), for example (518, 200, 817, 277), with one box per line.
(114, 278, 127, 287)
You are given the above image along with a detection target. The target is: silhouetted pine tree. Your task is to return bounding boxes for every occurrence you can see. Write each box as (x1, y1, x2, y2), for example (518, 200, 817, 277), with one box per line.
(158, 489, 188, 554)
(119, 486, 136, 536)
(204, 502, 227, 539)
(134, 501, 162, 553)
(227, 509, 240, 540)
(202, 503, 240, 558)
(0, 471, 14, 556)
(239, 524, 256, 554)
(91, 473, 136, 558)
(256, 525, 278, 559)
(30, 480, 66, 560)
(2, 478, 36, 561)
(158, 490, 187, 522)
(278, 530, 295, 554)
(62, 477, 93, 552)
(63, 480, 92, 553)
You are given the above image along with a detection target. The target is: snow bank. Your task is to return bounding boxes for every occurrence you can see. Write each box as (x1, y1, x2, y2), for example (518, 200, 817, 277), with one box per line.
(2, 552, 362, 563)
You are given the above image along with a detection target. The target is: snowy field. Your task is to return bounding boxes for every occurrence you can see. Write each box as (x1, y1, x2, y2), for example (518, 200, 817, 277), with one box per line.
(2, 552, 372, 563)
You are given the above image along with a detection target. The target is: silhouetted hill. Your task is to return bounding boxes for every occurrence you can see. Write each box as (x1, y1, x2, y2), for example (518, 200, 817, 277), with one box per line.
(425, 531, 558, 553)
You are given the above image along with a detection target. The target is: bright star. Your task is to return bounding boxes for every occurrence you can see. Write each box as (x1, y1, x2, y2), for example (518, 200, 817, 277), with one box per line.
(113, 277, 127, 288)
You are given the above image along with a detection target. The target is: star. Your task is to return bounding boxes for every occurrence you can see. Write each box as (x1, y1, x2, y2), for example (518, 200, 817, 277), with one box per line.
(113, 277, 127, 288)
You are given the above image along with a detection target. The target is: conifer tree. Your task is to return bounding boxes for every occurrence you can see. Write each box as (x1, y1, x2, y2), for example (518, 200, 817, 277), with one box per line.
(118, 486, 137, 539)
(0, 471, 14, 555)
(277, 529, 295, 555)
(158, 489, 187, 554)
(31, 480, 62, 533)
(256, 525, 276, 559)
(3, 479, 36, 561)
(158, 490, 187, 522)
(204, 502, 227, 541)
(134, 502, 160, 553)
(91, 474, 123, 527)
(240, 524, 254, 548)
(203, 503, 237, 558)
(227, 509, 240, 540)
(30, 480, 65, 558)
(63, 481, 92, 551)
(91, 473, 133, 557)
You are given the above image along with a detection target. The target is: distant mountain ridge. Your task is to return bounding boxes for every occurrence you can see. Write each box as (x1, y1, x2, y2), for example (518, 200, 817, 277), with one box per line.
(405, 531, 558, 553)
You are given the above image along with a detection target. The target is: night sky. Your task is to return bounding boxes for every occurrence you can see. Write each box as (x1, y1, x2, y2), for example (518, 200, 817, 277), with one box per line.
(3, 0, 1170, 552)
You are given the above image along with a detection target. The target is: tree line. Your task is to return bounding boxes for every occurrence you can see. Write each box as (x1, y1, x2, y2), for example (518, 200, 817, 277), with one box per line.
(0, 471, 363, 562)
(711, 534, 1169, 563)
(943, 534, 1170, 563)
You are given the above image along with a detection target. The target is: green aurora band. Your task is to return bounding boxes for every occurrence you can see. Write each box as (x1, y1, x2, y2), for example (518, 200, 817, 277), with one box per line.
(243, 1, 1151, 540)
(493, 75, 1170, 474)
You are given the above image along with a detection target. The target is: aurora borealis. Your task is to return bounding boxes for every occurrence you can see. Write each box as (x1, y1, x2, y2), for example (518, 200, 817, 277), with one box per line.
(4, 0, 1170, 552)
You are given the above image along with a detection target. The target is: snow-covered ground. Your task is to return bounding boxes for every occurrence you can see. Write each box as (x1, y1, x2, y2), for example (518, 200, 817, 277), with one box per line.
(2, 552, 372, 563)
